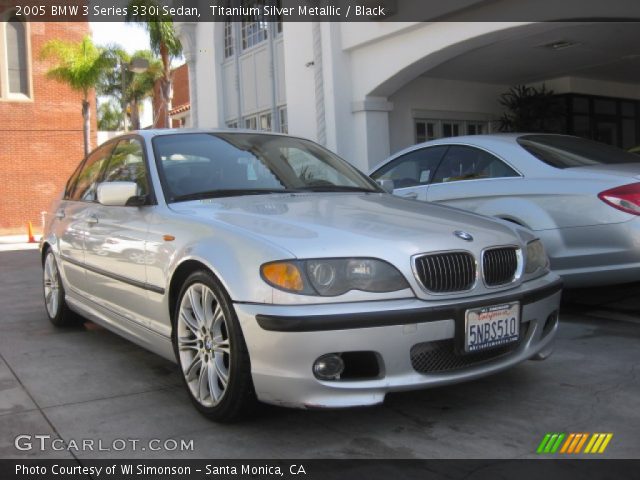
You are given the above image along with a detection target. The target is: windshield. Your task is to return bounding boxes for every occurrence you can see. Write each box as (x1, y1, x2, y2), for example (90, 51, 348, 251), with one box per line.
(152, 133, 380, 202)
(518, 135, 640, 169)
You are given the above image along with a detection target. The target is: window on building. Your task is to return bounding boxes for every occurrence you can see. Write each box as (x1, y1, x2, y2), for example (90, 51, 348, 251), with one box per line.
(223, 20, 234, 58)
(415, 121, 437, 143)
(259, 112, 272, 131)
(466, 122, 487, 135)
(1, 14, 30, 98)
(244, 116, 257, 130)
(241, 1, 268, 50)
(415, 119, 490, 143)
(279, 106, 288, 134)
(226, 120, 239, 129)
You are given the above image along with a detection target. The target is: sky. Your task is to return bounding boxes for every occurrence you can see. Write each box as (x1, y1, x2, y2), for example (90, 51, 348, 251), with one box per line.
(90, 22, 151, 53)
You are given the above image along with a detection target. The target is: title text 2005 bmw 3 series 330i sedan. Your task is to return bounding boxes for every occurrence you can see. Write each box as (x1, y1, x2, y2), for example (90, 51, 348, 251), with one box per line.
(41, 130, 562, 421)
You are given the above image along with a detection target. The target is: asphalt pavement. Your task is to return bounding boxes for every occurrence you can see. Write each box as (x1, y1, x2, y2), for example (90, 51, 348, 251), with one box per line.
(0, 249, 638, 459)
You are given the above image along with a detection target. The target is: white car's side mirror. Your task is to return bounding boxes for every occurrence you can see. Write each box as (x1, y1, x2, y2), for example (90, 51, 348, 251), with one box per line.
(377, 178, 395, 193)
(97, 182, 139, 206)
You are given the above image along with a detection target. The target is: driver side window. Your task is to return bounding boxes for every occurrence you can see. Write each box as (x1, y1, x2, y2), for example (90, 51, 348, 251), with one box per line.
(101, 138, 149, 198)
(372, 147, 447, 189)
(68, 143, 115, 202)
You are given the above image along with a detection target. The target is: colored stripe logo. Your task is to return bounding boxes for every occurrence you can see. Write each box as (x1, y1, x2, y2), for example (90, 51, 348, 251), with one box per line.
(537, 433, 613, 454)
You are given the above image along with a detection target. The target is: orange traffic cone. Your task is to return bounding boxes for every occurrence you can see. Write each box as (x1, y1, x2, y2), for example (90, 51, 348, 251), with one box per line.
(27, 222, 37, 243)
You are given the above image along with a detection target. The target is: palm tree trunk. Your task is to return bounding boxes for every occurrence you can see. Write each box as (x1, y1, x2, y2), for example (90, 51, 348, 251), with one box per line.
(130, 99, 141, 130)
(160, 42, 172, 128)
(82, 97, 90, 157)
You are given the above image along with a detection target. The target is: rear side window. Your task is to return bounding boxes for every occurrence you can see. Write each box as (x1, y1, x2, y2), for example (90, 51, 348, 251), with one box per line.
(432, 146, 519, 183)
(68, 142, 115, 202)
(518, 135, 640, 168)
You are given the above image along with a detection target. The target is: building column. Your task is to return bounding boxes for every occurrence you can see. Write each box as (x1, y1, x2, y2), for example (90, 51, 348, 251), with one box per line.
(174, 22, 198, 127)
(351, 96, 393, 171)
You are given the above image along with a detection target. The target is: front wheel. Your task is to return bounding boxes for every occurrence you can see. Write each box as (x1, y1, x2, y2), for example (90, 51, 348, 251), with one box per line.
(43, 250, 82, 326)
(172, 270, 256, 422)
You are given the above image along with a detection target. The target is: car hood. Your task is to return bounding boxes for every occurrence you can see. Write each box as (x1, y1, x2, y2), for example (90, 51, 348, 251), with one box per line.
(169, 193, 525, 259)
(568, 163, 640, 180)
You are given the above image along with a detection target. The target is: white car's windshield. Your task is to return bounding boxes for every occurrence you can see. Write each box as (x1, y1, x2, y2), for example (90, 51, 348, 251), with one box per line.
(152, 133, 380, 202)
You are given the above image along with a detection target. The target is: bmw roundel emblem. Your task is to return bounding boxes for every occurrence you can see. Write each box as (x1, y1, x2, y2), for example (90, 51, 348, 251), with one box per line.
(454, 230, 473, 242)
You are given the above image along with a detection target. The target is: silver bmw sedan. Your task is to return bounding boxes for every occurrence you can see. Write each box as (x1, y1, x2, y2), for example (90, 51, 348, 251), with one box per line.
(41, 130, 561, 421)
(371, 134, 640, 288)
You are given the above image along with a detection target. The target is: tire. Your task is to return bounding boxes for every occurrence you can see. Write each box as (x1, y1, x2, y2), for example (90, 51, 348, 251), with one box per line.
(172, 270, 256, 422)
(42, 250, 82, 327)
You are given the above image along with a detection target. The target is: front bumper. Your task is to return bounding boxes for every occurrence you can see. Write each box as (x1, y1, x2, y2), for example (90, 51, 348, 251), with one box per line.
(235, 274, 562, 409)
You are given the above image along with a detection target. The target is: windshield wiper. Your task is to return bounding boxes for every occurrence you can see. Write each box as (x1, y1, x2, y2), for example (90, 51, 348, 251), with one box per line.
(296, 185, 376, 193)
(172, 189, 292, 202)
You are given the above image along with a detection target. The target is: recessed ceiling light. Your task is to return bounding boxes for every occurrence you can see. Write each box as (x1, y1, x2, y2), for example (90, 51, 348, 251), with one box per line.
(539, 40, 581, 51)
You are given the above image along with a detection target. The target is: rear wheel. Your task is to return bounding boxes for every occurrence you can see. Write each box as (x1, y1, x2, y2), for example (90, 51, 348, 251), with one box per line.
(43, 250, 82, 326)
(172, 270, 256, 422)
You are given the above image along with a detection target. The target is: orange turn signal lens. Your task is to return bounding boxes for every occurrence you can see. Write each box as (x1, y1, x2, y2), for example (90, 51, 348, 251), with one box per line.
(261, 262, 304, 292)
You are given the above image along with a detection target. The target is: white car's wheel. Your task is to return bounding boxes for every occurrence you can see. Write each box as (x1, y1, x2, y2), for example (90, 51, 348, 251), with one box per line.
(173, 270, 255, 422)
(43, 250, 82, 327)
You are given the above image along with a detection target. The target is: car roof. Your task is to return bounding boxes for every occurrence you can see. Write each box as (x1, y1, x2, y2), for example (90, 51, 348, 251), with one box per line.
(370, 133, 578, 173)
(132, 128, 293, 140)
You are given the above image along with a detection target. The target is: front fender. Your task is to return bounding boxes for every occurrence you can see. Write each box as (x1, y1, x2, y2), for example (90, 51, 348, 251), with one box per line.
(163, 234, 293, 304)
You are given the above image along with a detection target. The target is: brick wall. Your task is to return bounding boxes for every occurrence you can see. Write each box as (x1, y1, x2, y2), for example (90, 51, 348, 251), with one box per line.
(0, 19, 95, 235)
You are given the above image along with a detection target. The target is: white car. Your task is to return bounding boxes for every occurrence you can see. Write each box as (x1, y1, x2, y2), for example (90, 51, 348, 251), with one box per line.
(42, 130, 562, 421)
(372, 134, 640, 287)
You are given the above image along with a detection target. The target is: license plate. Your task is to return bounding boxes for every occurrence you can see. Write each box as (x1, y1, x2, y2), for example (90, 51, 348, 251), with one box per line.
(465, 302, 520, 353)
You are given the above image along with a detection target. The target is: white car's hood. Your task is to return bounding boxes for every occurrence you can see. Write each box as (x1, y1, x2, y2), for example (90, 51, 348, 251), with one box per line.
(170, 192, 526, 259)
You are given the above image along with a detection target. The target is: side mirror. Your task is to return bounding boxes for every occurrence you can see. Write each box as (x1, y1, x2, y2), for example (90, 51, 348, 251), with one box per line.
(377, 178, 395, 193)
(97, 182, 139, 206)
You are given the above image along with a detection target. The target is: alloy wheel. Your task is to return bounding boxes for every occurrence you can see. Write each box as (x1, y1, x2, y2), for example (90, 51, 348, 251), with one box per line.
(43, 253, 60, 318)
(177, 283, 231, 407)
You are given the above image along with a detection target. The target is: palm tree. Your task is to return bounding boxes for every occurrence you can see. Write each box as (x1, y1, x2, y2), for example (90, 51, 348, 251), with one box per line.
(125, 50, 163, 130)
(97, 100, 123, 131)
(97, 47, 162, 130)
(127, 1, 182, 128)
(41, 36, 112, 156)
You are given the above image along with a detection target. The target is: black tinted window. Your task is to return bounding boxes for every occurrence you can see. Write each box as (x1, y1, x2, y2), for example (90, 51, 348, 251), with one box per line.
(518, 135, 640, 168)
(68, 143, 114, 202)
(372, 147, 447, 189)
(101, 139, 149, 197)
(432, 146, 518, 183)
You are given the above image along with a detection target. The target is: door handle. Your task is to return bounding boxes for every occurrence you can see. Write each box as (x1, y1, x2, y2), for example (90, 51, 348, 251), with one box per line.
(86, 215, 99, 225)
(402, 192, 418, 199)
(55, 209, 65, 219)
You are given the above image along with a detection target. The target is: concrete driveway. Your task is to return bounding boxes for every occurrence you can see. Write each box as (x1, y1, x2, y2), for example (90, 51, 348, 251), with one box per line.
(0, 250, 638, 459)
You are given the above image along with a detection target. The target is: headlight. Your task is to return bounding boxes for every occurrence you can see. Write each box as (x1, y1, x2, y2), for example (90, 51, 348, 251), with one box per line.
(525, 240, 549, 275)
(261, 258, 409, 296)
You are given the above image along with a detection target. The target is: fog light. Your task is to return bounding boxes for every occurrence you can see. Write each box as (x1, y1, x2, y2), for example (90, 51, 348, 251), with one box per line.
(313, 354, 345, 380)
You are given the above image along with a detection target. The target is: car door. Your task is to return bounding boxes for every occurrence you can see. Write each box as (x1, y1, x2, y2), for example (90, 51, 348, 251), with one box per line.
(82, 137, 153, 323)
(54, 142, 115, 296)
(371, 146, 448, 201)
(426, 145, 522, 211)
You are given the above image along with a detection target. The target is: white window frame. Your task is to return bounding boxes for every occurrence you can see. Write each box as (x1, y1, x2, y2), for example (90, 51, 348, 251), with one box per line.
(0, 11, 33, 101)
(413, 116, 491, 143)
